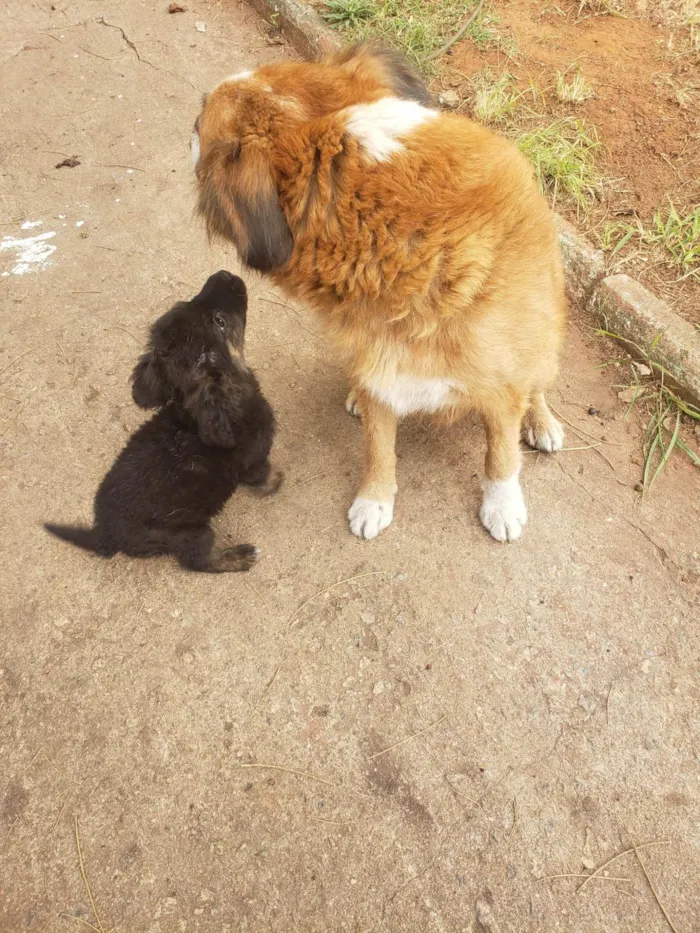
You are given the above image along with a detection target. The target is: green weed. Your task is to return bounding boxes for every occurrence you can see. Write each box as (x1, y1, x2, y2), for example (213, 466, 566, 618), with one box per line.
(555, 67, 594, 103)
(470, 70, 522, 123)
(516, 117, 602, 212)
(597, 328, 700, 490)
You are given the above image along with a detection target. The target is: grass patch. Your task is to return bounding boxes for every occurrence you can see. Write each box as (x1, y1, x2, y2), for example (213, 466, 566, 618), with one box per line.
(600, 203, 700, 280)
(321, 0, 497, 66)
(470, 70, 522, 123)
(647, 203, 700, 278)
(576, 0, 624, 17)
(323, 0, 373, 29)
(598, 328, 700, 491)
(516, 117, 601, 212)
(555, 67, 594, 103)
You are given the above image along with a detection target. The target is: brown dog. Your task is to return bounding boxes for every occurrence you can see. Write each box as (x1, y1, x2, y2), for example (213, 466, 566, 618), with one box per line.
(192, 45, 566, 542)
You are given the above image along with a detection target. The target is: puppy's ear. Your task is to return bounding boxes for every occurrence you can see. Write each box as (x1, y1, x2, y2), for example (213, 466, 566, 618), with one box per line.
(332, 43, 434, 107)
(187, 383, 243, 448)
(131, 353, 170, 409)
(198, 142, 293, 274)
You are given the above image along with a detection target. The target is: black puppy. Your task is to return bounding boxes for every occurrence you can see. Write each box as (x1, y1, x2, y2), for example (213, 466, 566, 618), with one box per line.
(45, 271, 281, 572)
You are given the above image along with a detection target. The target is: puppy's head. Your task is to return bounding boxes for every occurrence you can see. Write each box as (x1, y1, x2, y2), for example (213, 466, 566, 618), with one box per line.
(131, 271, 251, 447)
(192, 45, 432, 273)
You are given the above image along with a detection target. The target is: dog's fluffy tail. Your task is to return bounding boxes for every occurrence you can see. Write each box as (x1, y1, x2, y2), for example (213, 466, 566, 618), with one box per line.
(44, 523, 99, 553)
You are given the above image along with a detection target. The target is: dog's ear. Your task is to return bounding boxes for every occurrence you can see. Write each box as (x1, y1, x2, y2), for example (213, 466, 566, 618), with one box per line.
(187, 383, 243, 448)
(332, 43, 434, 108)
(131, 352, 170, 409)
(198, 142, 293, 274)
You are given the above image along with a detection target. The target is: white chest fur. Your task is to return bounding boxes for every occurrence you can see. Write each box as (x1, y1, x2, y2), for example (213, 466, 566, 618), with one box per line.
(361, 374, 458, 416)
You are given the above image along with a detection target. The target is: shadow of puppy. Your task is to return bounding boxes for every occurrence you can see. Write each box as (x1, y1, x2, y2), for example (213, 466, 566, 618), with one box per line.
(45, 270, 281, 573)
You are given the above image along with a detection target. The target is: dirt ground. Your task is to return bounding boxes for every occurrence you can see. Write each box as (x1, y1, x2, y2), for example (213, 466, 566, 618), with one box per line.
(443, 0, 700, 323)
(1, 2, 699, 931)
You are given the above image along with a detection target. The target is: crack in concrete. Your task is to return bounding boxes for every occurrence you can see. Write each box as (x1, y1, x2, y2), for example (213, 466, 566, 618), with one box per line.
(96, 16, 149, 64)
(95, 16, 202, 92)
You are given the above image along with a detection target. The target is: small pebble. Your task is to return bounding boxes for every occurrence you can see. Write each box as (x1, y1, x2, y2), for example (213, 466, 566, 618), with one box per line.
(588, 406, 599, 415)
(634, 482, 643, 492)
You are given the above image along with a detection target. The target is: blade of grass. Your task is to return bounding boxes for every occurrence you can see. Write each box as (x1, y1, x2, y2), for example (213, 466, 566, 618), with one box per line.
(650, 408, 680, 489)
(642, 430, 661, 491)
(676, 437, 700, 466)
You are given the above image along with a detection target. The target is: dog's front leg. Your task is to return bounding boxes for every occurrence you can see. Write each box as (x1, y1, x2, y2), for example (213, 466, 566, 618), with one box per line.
(479, 397, 528, 542)
(348, 387, 398, 540)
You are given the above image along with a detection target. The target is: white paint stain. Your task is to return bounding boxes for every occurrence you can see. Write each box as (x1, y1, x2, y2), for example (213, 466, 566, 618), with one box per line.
(76, 220, 85, 227)
(1, 231, 56, 276)
(21, 219, 43, 229)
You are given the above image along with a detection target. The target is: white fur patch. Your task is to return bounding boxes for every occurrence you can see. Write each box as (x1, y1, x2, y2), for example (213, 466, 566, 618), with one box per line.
(1, 231, 56, 277)
(361, 374, 458, 417)
(524, 419, 564, 453)
(348, 497, 394, 540)
(190, 132, 200, 167)
(344, 98, 437, 162)
(479, 473, 527, 543)
(223, 70, 252, 83)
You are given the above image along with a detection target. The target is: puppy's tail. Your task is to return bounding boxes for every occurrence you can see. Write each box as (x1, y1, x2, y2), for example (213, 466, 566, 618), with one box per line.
(44, 523, 99, 553)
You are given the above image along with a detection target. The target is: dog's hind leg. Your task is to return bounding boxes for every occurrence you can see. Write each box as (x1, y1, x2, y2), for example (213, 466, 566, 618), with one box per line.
(241, 459, 284, 497)
(345, 389, 362, 418)
(169, 525, 257, 573)
(209, 543, 259, 572)
(348, 388, 398, 540)
(522, 392, 564, 453)
(479, 395, 529, 543)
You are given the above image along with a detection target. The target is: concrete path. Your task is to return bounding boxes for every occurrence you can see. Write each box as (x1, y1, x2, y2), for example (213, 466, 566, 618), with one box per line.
(1, 2, 698, 930)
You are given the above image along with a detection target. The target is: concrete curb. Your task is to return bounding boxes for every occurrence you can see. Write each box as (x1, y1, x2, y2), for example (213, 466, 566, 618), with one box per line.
(246, 0, 342, 59)
(244, 0, 700, 408)
(593, 275, 700, 403)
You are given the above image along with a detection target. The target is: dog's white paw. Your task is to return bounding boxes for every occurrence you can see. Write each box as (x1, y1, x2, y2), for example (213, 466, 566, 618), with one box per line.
(479, 475, 527, 542)
(524, 418, 564, 453)
(348, 497, 393, 539)
(345, 391, 361, 418)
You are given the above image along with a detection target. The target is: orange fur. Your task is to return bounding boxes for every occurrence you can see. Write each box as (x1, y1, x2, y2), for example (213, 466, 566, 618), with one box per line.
(194, 45, 566, 539)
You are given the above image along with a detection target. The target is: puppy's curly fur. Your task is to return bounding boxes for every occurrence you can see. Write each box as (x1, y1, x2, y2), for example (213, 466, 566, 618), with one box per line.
(45, 271, 281, 573)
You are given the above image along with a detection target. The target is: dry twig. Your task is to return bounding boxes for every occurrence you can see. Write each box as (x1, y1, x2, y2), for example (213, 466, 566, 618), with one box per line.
(424, 0, 485, 63)
(578, 840, 670, 892)
(368, 714, 447, 761)
(240, 763, 338, 786)
(72, 815, 107, 933)
(287, 572, 385, 631)
(632, 839, 680, 933)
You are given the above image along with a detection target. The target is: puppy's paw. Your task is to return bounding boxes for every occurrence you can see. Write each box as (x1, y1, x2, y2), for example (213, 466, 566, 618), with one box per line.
(345, 390, 362, 418)
(221, 544, 259, 572)
(479, 475, 527, 543)
(249, 468, 284, 497)
(348, 497, 393, 540)
(523, 418, 564, 453)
